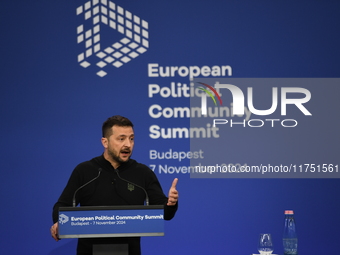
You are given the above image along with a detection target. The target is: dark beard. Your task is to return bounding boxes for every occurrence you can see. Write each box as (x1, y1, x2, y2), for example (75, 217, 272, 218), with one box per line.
(108, 149, 130, 166)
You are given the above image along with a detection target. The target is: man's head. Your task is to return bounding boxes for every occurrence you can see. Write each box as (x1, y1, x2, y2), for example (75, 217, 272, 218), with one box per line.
(101, 115, 134, 168)
(102, 115, 134, 138)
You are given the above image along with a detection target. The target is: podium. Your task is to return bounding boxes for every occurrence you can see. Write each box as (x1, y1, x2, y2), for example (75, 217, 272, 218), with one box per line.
(58, 205, 164, 255)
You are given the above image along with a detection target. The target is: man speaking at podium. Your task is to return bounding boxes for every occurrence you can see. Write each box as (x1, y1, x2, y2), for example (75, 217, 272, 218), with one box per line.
(51, 115, 178, 255)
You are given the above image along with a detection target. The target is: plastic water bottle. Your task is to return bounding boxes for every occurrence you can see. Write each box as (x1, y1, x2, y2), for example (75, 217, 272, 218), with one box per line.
(283, 210, 298, 255)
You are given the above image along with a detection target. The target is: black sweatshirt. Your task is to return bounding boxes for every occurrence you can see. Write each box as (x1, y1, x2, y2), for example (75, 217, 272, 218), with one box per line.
(52, 155, 177, 254)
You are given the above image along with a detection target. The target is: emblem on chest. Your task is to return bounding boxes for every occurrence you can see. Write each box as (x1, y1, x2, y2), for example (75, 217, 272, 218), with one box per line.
(127, 183, 135, 191)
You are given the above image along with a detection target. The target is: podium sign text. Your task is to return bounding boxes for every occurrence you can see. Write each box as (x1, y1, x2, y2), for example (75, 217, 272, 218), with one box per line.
(58, 205, 164, 238)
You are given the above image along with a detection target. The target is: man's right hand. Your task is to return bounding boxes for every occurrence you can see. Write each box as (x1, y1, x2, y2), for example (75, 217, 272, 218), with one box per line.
(50, 222, 59, 241)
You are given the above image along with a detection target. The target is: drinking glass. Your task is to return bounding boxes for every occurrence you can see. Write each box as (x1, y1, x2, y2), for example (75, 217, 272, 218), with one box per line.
(258, 233, 274, 255)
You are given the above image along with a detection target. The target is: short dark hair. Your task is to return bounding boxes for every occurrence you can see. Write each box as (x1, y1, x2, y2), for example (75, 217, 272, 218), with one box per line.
(102, 115, 134, 138)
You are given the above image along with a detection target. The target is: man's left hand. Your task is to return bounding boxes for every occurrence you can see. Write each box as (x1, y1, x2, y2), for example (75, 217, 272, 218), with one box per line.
(167, 178, 178, 206)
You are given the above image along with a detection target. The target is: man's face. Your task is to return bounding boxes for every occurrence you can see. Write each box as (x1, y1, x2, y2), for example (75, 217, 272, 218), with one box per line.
(103, 125, 134, 167)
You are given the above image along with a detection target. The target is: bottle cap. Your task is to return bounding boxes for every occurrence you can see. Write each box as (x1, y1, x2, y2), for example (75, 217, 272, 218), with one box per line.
(284, 210, 294, 214)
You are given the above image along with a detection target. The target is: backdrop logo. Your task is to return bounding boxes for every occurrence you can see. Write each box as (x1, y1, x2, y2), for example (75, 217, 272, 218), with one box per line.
(76, 0, 149, 77)
(59, 214, 69, 225)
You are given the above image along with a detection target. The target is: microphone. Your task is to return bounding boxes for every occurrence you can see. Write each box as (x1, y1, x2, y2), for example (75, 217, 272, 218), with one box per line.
(72, 168, 102, 207)
(115, 169, 149, 206)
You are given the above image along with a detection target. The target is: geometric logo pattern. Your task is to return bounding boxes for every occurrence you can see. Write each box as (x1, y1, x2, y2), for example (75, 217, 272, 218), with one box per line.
(59, 213, 69, 225)
(76, 0, 149, 77)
